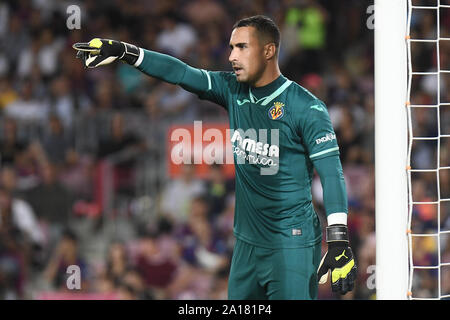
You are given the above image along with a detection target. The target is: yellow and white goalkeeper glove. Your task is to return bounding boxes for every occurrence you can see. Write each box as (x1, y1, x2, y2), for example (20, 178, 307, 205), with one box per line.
(317, 224, 357, 295)
(73, 38, 140, 68)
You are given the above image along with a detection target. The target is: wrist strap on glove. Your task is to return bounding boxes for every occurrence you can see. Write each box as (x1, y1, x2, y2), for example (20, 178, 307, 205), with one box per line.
(120, 42, 140, 65)
(326, 224, 349, 243)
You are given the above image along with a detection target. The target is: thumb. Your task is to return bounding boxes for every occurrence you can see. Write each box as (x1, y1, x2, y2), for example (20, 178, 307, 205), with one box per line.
(85, 54, 103, 68)
(317, 252, 329, 284)
(86, 54, 118, 68)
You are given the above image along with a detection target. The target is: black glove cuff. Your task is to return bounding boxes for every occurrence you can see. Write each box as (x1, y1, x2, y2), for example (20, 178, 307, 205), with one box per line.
(326, 224, 349, 243)
(120, 42, 140, 65)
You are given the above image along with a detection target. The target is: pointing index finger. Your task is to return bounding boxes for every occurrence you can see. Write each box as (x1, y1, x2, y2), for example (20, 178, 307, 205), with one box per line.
(72, 42, 100, 53)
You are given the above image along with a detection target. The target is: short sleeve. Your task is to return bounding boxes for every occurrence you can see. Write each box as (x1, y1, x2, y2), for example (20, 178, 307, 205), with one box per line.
(299, 99, 340, 161)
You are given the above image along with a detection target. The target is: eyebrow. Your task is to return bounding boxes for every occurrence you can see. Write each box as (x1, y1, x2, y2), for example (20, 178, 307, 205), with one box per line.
(229, 42, 248, 49)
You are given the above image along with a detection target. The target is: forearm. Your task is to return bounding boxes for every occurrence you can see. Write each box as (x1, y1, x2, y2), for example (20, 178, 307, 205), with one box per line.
(313, 155, 348, 225)
(134, 48, 209, 95)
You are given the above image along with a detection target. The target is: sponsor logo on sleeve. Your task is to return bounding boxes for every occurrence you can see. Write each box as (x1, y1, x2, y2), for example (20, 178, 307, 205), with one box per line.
(315, 133, 336, 145)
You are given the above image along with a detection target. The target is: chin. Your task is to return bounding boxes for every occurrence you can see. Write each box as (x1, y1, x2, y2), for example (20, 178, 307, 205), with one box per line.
(235, 74, 249, 83)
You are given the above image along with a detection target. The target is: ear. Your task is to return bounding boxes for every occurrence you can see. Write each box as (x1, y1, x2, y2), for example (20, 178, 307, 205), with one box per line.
(264, 43, 277, 60)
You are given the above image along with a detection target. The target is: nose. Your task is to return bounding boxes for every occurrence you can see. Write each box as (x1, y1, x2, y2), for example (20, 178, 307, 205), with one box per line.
(229, 48, 236, 63)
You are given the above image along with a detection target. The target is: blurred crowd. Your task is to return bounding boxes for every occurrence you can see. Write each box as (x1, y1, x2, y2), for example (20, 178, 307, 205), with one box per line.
(0, 0, 449, 300)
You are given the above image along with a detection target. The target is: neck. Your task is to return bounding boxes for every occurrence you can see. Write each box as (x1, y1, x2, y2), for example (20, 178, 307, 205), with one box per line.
(251, 62, 281, 88)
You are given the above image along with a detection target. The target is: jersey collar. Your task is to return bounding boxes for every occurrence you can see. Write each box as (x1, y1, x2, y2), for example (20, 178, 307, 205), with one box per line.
(249, 75, 293, 106)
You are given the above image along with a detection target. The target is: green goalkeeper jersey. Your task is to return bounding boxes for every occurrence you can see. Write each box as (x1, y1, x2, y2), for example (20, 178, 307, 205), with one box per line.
(135, 50, 347, 249)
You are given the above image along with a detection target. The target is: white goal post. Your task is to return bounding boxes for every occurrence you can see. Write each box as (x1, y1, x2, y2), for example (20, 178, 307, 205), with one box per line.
(374, 0, 409, 300)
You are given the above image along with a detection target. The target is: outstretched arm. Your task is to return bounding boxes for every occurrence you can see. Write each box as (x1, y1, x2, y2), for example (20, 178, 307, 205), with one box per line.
(133, 49, 208, 96)
(74, 38, 229, 106)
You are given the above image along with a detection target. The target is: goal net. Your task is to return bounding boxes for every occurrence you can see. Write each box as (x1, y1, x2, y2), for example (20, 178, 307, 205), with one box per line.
(406, 0, 450, 300)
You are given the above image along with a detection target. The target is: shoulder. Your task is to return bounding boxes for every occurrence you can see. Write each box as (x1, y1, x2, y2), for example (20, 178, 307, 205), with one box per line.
(285, 80, 327, 117)
(206, 71, 242, 96)
(287, 81, 322, 107)
(203, 70, 239, 88)
(206, 71, 236, 83)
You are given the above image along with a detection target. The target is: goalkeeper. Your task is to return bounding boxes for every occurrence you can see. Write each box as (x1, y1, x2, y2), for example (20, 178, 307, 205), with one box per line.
(74, 15, 357, 299)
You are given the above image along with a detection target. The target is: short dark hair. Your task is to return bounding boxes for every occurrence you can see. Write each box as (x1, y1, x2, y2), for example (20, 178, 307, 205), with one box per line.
(233, 15, 280, 52)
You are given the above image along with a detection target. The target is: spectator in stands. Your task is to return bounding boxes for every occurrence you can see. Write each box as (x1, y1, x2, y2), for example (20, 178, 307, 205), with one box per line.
(215, 193, 236, 253)
(283, 0, 328, 76)
(97, 112, 144, 159)
(0, 118, 26, 166)
(0, 186, 35, 299)
(334, 107, 365, 164)
(3, 79, 49, 123)
(41, 114, 73, 165)
(43, 229, 88, 291)
(204, 163, 234, 221)
(144, 82, 197, 123)
(1, 13, 29, 70)
(12, 141, 47, 192)
(176, 196, 228, 272)
(135, 231, 177, 297)
(160, 163, 205, 226)
(58, 150, 95, 200)
(25, 161, 74, 246)
(96, 112, 145, 195)
(48, 75, 75, 131)
(155, 13, 198, 59)
(105, 241, 130, 287)
(0, 185, 44, 246)
(35, 28, 64, 79)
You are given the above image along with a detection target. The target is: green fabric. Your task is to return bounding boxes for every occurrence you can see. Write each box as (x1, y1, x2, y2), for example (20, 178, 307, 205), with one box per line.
(136, 51, 348, 249)
(228, 238, 322, 300)
(313, 155, 348, 216)
(136, 49, 208, 94)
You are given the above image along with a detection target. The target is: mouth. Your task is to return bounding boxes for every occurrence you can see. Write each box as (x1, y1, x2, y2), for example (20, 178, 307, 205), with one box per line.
(233, 66, 243, 75)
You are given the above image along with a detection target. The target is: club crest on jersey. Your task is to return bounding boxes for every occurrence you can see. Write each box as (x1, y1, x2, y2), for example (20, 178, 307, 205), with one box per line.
(269, 102, 284, 120)
(268, 102, 285, 120)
